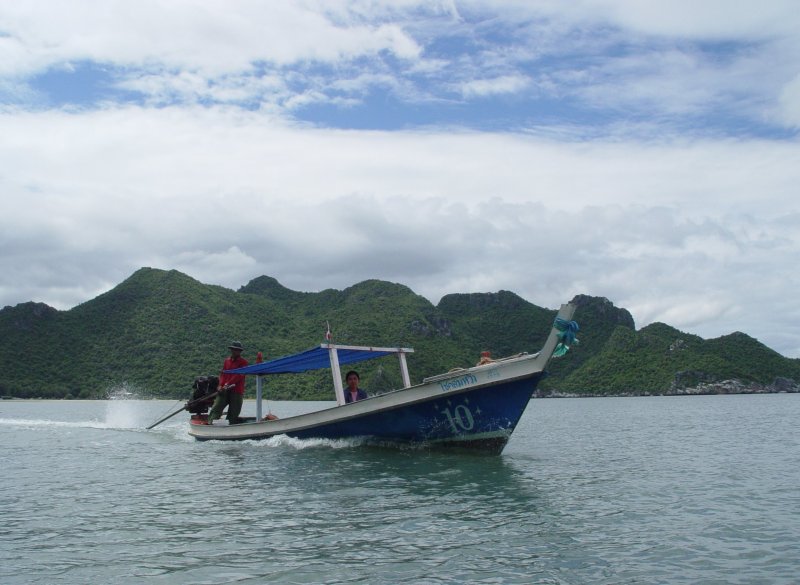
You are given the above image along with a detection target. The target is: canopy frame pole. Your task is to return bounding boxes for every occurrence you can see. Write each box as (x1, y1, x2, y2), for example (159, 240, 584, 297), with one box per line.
(256, 375, 263, 420)
(328, 345, 345, 405)
(397, 352, 411, 388)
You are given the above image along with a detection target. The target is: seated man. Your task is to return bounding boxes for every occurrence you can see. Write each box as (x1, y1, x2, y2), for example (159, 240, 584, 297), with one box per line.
(344, 370, 368, 403)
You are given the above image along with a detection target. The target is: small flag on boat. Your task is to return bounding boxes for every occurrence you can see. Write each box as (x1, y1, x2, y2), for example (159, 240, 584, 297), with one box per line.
(325, 321, 332, 342)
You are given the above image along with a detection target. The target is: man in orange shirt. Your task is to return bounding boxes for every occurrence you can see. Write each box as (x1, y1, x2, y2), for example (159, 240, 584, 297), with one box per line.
(207, 341, 249, 424)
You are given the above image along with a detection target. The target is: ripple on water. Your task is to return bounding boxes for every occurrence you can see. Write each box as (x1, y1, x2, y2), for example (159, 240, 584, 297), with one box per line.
(1, 395, 799, 584)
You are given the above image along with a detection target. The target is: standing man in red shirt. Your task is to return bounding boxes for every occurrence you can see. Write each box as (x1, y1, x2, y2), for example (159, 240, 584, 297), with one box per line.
(207, 341, 249, 425)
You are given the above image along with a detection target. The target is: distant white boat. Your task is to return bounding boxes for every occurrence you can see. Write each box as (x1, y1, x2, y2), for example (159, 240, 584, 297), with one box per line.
(186, 303, 578, 454)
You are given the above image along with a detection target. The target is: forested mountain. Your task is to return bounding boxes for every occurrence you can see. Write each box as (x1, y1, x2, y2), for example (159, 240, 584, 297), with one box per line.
(1, 268, 798, 399)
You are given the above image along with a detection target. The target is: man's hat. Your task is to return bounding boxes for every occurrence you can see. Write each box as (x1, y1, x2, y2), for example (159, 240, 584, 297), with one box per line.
(228, 341, 244, 351)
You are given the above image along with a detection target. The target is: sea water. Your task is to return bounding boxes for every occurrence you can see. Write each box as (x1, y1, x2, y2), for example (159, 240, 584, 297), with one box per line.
(0, 394, 798, 584)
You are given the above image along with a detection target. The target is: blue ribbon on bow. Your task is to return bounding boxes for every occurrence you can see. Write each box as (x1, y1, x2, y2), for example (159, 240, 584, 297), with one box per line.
(552, 317, 579, 357)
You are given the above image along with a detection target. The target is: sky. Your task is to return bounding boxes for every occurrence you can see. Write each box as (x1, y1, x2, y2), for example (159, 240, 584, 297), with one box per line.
(1, 1, 799, 357)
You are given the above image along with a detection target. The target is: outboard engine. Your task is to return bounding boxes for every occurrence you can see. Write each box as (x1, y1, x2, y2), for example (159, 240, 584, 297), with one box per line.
(189, 375, 219, 415)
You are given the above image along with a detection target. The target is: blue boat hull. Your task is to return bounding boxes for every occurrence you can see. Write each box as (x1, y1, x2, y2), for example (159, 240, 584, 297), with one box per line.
(193, 373, 544, 453)
(292, 375, 541, 448)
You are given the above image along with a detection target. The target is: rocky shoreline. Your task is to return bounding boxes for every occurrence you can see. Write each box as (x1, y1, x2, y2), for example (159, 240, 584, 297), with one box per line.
(535, 377, 800, 398)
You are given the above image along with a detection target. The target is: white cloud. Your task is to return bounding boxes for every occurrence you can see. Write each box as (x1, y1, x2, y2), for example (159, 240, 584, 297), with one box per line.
(1, 104, 799, 356)
(459, 74, 530, 98)
(0, 1, 423, 76)
(778, 73, 800, 128)
(1, 1, 800, 360)
(1, 0, 797, 136)
(525, 0, 800, 40)
(116, 71, 290, 107)
(171, 246, 258, 285)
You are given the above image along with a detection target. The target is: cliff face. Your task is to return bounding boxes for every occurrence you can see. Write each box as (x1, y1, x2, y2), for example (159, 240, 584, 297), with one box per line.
(570, 294, 635, 329)
(2, 301, 59, 331)
(670, 375, 800, 395)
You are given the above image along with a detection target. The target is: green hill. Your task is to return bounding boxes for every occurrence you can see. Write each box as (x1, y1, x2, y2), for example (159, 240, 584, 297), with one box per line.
(1, 267, 798, 399)
(558, 320, 800, 395)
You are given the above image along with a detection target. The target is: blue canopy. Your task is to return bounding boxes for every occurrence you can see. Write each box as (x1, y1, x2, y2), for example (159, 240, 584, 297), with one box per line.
(226, 345, 396, 376)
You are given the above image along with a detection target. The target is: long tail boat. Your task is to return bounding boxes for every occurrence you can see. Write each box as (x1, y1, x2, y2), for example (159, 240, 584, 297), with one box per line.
(185, 303, 577, 454)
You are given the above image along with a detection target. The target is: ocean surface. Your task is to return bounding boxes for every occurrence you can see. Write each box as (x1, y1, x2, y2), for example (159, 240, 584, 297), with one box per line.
(1, 393, 798, 584)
